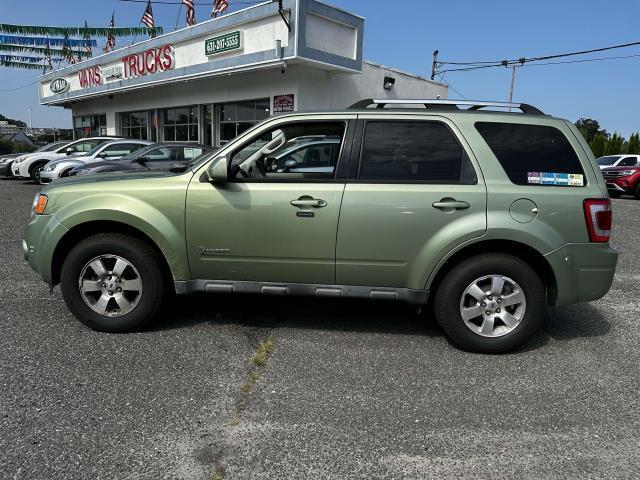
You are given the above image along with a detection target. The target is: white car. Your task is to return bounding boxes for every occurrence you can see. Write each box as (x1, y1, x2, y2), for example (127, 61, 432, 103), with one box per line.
(39, 139, 152, 184)
(12, 136, 122, 182)
(597, 155, 640, 170)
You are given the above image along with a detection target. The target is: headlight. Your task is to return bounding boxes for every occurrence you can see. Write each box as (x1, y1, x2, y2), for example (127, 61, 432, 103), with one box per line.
(32, 193, 48, 216)
(620, 170, 636, 176)
(44, 164, 56, 172)
(16, 156, 26, 163)
(75, 169, 92, 175)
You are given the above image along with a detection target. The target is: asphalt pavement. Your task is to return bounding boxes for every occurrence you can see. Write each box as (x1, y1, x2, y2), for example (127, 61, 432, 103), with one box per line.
(1, 178, 639, 479)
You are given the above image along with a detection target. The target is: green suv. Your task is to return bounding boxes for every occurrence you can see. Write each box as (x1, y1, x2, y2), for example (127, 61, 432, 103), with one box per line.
(23, 99, 618, 353)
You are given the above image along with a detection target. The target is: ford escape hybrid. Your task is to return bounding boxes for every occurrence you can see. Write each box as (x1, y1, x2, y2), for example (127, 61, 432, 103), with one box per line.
(23, 99, 618, 353)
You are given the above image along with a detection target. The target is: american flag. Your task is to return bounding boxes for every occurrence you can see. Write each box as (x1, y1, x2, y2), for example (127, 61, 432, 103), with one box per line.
(82, 20, 92, 58)
(211, 0, 229, 18)
(141, 0, 155, 28)
(182, 0, 196, 26)
(62, 34, 77, 64)
(104, 12, 116, 53)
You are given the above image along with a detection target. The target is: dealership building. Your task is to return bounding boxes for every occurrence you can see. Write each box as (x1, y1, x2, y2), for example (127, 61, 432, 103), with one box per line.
(38, 0, 447, 146)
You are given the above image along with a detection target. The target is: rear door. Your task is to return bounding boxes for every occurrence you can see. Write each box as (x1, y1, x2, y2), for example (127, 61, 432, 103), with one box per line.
(336, 115, 487, 290)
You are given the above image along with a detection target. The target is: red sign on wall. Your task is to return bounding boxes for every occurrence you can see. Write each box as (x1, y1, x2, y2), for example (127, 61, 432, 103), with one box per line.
(122, 44, 175, 79)
(273, 94, 295, 113)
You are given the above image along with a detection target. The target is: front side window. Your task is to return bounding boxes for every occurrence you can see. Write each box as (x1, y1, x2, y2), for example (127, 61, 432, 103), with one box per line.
(475, 122, 585, 186)
(229, 122, 345, 181)
(163, 106, 199, 142)
(141, 146, 181, 162)
(618, 157, 639, 167)
(359, 121, 477, 184)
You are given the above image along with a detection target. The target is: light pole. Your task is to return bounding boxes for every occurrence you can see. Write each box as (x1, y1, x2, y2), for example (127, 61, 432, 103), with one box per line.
(28, 108, 32, 129)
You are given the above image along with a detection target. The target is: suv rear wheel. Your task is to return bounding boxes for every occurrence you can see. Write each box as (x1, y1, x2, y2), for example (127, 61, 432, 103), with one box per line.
(60, 233, 166, 332)
(434, 253, 544, 353)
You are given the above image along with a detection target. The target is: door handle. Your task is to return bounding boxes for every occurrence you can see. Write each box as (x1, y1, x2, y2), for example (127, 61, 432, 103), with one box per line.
(432, 198, 470, 211)
(291, 196, 327, 208)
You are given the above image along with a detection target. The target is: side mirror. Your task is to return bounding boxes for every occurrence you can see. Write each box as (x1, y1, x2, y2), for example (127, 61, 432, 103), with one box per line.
(97, 151, 107, 158)
(284, 159, 298, 170)
(206, 154, 229, 183)
(65, 146, 74, 155)
(134, 156, 148, 164)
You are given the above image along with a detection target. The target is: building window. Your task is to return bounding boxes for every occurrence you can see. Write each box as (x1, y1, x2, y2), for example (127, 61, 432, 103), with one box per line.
(120, 111, 148, 140)
(73, 114, 107, 139)
(162, 106, 199, 142)
(219, 99, 270, 144)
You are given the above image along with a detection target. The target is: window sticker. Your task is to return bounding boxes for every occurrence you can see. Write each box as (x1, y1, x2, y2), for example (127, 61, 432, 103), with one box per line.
(527, 172, 584, 186)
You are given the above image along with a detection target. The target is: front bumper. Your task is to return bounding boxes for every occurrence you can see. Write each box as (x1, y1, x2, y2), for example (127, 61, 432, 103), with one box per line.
(605, 176, 638, 194)
(12, 162, 28, 178)
(23, 214, 69, 286)
(39, 170, 56, 183)
(0, 161, 13, 177)
(545, 243, 618, 306)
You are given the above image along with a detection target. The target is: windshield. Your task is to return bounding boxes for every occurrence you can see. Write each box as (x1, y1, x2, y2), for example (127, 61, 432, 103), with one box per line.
(597, 156, 621, 166)
(84, 143, 107, 157)
(36, 141, 68, 153)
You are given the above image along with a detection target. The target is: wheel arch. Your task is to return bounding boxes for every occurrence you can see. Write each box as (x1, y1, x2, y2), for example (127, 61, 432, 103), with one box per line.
(51, 220, 175, 290)
(427, 239, 558, 306)
(28, 158, 49, 174)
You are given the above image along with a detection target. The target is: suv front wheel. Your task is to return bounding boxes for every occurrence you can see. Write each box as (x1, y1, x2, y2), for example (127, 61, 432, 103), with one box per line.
(434, 253, 545, 353)
(60, 233, 166, 331)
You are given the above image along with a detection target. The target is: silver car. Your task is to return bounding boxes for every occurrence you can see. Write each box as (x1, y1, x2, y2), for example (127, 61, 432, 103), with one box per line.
(39, 140, 152, 184)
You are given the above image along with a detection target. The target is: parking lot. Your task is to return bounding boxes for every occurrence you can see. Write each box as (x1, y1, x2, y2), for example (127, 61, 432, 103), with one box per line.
(1, 178, 639, 479)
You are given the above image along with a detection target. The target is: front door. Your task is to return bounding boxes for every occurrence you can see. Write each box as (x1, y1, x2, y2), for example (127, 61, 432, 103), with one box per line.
(336, 116, 487, 289)
(186, 116, 354, 284)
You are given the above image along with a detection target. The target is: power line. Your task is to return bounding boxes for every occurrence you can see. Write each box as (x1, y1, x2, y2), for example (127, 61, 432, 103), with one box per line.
(0, 79, 39, 93)
(116, 0, 263, 5)
(433, 40, 640, 76)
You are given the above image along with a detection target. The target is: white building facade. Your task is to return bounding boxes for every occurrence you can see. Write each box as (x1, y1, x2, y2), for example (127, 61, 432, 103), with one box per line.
(39, 0, 447, 146)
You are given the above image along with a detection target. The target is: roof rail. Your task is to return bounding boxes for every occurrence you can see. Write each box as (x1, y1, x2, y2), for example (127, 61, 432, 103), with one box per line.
(348, 99, 544, 115)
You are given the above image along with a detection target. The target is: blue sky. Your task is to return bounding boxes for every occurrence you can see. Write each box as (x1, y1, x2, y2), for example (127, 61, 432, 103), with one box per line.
(1, 0, 639, 136)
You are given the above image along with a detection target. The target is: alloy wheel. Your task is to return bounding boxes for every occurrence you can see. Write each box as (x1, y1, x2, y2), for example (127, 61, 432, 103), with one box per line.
(78, 254, 142, 317)
(459, 274, 526, 338)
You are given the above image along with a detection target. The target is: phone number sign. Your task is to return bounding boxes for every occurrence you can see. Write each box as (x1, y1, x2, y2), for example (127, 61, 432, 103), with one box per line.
(205, 31, 243, 56)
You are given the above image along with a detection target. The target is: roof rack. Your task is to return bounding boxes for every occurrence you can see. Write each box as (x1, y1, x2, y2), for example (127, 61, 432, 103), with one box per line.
(348, 99, 544, 115)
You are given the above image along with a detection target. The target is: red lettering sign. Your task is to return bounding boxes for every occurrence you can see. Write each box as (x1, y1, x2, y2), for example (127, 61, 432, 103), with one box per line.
(78, 66, 103, 88)
(121, 44, 175, 79)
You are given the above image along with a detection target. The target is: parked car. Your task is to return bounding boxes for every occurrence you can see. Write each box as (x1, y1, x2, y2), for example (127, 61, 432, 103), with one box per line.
(23, 99, 618, 353)
(602, 164, 640, 198)
(0, 141, 70, 179)
(597, 155, 640, 169)
(12, 137, 122, 182)
(39, 140, 153, 184)
(69, 143, 212, 176)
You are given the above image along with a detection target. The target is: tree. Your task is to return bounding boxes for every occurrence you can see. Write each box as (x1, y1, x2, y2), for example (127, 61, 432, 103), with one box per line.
(605, 132, 625, 155)
(576, 118, 602, 144)
(627, 132, 640, 154)
(590, 133, 606, 158)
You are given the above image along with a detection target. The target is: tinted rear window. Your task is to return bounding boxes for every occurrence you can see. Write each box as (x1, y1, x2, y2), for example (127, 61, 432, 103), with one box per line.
(475, 122, 585, 186)
(359, 121, 477, 184)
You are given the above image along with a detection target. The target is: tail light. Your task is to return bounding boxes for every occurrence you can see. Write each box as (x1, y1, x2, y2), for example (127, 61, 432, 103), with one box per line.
(583, 199, 612, 243)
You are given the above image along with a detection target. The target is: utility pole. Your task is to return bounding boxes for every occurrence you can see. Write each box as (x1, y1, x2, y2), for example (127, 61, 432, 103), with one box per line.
(28, 108, 32, 128)
(431, 50, 439, 80)
(508, 65, 516, 111)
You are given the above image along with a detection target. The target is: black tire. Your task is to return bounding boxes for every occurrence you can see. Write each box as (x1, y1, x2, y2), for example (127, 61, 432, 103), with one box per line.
(29, 161, 46, 183)
(60, 233, 167, 332)
(60, 168, 72, 178)
(433, 253, 545, 353)
(635, 184, 640, 200)
(609, 191, 622, 199)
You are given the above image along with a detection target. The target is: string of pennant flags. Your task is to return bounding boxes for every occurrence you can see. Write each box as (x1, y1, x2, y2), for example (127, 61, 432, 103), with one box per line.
(0, 0, 232, 71)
